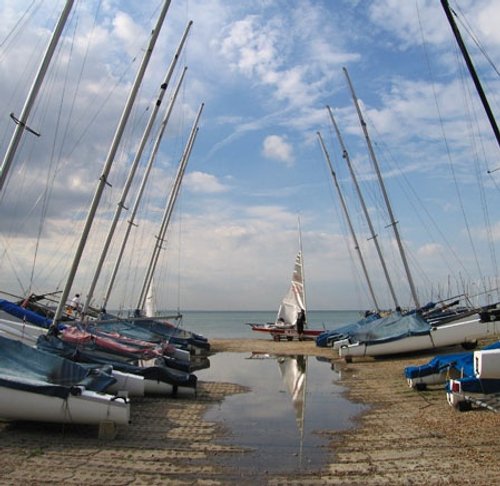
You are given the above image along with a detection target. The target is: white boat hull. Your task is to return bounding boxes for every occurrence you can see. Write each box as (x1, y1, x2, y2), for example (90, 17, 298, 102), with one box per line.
(339, 318, 500, 358)
(106, 370, 144, 397)
(0, 319, 46, 345)
(0, 385, 130, 425)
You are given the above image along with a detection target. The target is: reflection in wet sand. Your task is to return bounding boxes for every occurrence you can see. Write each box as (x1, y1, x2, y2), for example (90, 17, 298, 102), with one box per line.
(198, 352, 367, 475)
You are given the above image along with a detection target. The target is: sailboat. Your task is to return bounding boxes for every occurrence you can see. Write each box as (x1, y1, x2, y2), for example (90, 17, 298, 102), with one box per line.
(248, 250, 323, 341)
(329, 62, 500, 359)
(0, 334, 130, 427)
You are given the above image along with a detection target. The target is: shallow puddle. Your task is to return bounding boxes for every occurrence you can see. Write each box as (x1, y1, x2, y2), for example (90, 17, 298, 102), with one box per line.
(197, 352, 367, 475)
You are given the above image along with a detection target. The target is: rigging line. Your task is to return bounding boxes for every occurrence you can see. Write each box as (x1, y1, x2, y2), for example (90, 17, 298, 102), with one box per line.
(0, 0, 38, 59)
(175, 192, 183, 313)
(324, 127, 372, 309)
(62, 43, 146, 163)
(416, 2, 481, 283)
(29, 8, 81, 292)
(365, 119, 472, 281)
(450, 42, 487, 283)
(459, 55, 499, 284)
(0, 234, 28, 295)
(453, 1, 500, 78)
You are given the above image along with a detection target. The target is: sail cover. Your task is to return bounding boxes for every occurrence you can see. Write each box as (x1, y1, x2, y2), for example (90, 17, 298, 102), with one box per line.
(275, 251, 305, 326)
(0, 335, 115, 398)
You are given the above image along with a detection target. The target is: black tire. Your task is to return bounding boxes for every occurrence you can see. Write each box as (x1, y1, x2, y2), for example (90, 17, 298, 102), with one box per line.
(461, 341, 478, 350)
(456, 400, 472, 412)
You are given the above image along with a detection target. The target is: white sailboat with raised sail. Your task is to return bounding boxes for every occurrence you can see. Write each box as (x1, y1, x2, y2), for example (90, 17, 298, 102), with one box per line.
(248, 229, 323, 341)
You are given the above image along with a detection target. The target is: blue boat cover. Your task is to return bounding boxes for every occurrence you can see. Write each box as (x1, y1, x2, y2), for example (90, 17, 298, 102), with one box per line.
(405, 340, 500, 379)
(0, 335, 115, 398)
(316, 313, 380, 347)
(338, 312, 431, 345)
(0, 299, 53, 328)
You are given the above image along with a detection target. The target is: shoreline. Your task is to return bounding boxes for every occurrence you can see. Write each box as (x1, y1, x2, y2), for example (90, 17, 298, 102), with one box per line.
(0, 337, 499, 484)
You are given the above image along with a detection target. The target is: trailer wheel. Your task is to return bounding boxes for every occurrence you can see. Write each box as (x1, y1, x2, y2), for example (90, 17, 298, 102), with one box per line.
(461, 341, 477, 350)
(273, 335, 280, 342)
(415, 383, 427, 391)
(456, 400, 472, 412)
(287, 336, 293, 341)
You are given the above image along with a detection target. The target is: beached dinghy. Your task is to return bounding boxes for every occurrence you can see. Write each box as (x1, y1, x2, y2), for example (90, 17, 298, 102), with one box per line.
(337, 312, 500, 359)
(404, 340, 500, 390)
(446, 347, 500, 411)
(37, 333, 197, 396)
(0, 335, 130, 425)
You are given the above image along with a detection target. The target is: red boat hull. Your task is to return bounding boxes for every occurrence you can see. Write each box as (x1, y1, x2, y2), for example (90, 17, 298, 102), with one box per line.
(249, 324, 322, 341)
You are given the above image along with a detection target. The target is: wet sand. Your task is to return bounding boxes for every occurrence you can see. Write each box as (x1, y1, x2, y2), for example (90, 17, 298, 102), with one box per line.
(0, 338, 499, 485)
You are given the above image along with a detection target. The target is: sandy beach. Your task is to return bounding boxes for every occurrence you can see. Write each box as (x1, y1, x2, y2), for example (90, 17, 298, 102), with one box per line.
(0, 337, 499, 485)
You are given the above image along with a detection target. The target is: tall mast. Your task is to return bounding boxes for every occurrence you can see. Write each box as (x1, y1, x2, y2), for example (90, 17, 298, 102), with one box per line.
(297, 216, 307, 313)
(102, 67, 187, 309)
(317, 130, 380, 312)
(343, 68, 420, 309)
(441, 0, 500, 149)
(326, 106, 399, 309)
(0, 0, 74, 192)
(52, 0, 171, 326)
(83, 20, 192, 314)
(137, 103, 204, 310)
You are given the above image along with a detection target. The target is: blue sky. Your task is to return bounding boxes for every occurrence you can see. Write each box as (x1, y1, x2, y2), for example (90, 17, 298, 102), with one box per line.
(0, 0, 499, 312)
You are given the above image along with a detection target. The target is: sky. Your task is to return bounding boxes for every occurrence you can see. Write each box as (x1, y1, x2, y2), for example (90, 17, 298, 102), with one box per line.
(0, 0, 499, 312)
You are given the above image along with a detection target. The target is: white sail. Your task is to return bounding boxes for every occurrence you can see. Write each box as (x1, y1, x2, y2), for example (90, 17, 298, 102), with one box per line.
(144, 280, 156, 318)
(275, 251, 305, 326)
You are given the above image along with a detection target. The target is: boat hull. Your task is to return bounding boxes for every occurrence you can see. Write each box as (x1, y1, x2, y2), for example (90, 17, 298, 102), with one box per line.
(338, 318, 500, 358)
(249, 324, 322, 341)
(0, 386, 130, 425)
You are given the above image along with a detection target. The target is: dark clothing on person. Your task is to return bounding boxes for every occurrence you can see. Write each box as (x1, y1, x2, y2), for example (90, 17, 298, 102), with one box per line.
(296, 309, 306, 339)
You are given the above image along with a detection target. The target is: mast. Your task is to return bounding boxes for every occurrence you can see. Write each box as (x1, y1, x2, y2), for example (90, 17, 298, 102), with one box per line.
(326, 106, 399, 308)
(83, 21, 192, 314)
(297, 216, 307, 315)
(0, 0, 74, 192)
(317, 130, 380, 312)
(137, 103, 204, 310)
(102, 67, 187, 309)
(342, 67, 420, 308)
(52, 0, 171, 326)
(441, 0, 500, 149)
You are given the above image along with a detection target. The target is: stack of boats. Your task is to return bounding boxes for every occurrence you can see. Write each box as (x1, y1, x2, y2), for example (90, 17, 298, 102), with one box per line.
(0, 298, 210, 432)
(315, 303, 500, 413)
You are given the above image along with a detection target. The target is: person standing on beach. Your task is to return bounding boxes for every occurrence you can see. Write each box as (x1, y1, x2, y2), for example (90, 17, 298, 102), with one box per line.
(296, 308, 306, 340)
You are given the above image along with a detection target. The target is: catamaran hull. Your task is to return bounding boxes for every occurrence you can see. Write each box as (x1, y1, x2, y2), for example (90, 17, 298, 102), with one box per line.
(338, 318, 500, 358)
(0, 386, 130, 425)
(106, 370, 144, 397)
(249, 324, 322, 341)
(0, 319, 46, 346)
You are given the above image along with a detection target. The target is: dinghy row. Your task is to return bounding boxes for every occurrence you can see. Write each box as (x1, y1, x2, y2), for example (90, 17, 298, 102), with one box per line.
(0, 310, 210, 433)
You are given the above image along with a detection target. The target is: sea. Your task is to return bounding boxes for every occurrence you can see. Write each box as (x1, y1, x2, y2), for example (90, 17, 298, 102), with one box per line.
(174, 309, 368, 475)
(170, 309, 364, 340)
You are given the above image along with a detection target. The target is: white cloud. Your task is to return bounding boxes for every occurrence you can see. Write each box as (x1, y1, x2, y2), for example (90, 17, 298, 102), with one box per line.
(112, 12, 148, 57)
(417, 243, 444, 257)
(184, 171, 229, 194)
(262, 135, 294, 166)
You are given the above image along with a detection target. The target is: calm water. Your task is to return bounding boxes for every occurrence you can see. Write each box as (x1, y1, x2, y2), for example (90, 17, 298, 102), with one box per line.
(173, 309, 364, 340)
(176, 310, 367, 475)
